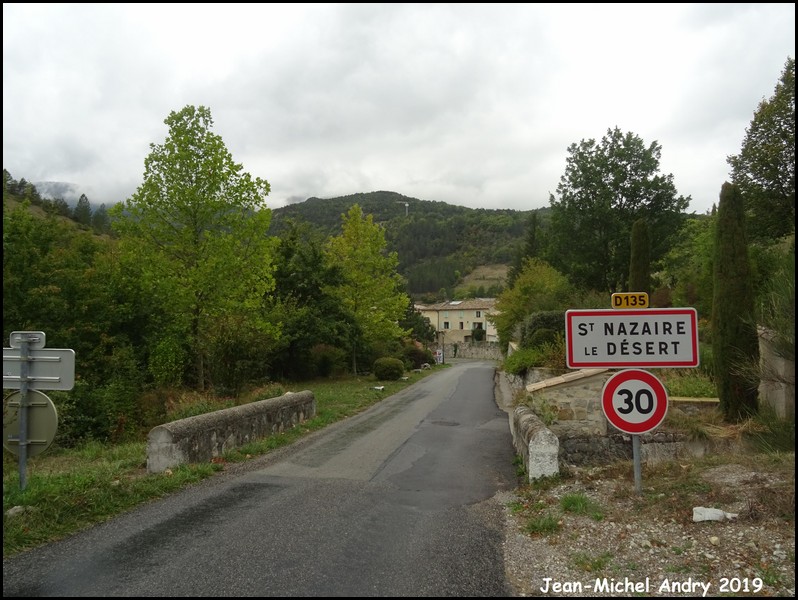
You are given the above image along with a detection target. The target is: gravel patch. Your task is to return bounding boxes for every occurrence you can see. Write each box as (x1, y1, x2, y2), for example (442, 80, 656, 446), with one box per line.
(499, 460, 795, 597)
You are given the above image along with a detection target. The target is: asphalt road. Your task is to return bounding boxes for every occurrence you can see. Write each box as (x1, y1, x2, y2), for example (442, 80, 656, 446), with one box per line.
(3, 360, 518, 597)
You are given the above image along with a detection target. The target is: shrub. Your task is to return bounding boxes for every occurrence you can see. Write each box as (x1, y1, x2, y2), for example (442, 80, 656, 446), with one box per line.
(373, 357, 405, 381)
(504, 347, 545, 376)
(527, 328, 558, 348)
(520, 311, 565, 348)
(402, 344, 435, 369)
(504, 335, 567, 376)
(310, 344, 348, 378)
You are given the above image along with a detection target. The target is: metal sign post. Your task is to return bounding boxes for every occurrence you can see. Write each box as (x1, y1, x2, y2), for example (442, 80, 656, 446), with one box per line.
(18, 337, 32, 490)
(3, 331, 74, 490)
(601, 369, 669, 495)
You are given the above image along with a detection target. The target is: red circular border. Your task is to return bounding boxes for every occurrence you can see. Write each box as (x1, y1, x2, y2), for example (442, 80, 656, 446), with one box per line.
(601, 369, 668, 434)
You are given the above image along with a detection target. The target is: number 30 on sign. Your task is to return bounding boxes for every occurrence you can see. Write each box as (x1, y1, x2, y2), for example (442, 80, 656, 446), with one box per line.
(601, 369, 668, 435)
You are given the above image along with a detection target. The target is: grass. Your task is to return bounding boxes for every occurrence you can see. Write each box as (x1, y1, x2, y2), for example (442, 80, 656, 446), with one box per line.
(560, 492, 605, 521)
(524, 513, 561, 535)
(3, 367, 441, 558)
(572, 550, 614, 572)
(658, 368, 717, 398)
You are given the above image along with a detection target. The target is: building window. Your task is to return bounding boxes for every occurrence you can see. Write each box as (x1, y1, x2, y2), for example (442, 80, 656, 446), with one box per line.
(459, 310, 464, 318)
(443, 322, 450, 329)
(476, 310, 481, 318)
(443, 311, 449, 318)
(459, 322, 464, 329)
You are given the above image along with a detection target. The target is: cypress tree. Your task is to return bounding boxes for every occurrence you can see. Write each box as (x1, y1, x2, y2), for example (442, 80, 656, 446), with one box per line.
(628, 218, 650, 294)
(711, 182, 760, 421)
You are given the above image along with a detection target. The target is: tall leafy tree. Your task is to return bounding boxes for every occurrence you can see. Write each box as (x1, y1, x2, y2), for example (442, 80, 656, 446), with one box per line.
(325, 204, 410, 373)
(628, 218, 651, 294)
(658, 215, 715, 318)
(265, 219, 352, 380)
(727, 57, 795, 241)
(546, 127, 689, 292)
(711, 182, 760, 421)
(110, 105, 276, 390)
(490, 257, 573, 351)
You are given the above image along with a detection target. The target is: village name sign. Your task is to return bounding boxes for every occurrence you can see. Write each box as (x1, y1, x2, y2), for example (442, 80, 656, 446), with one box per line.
(565, 308, 699, 369)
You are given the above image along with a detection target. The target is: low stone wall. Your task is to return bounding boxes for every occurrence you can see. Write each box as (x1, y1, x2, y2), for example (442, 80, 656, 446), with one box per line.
(147, 391, 315, 474)
(511, 405, 559, 481)
(439, 342, 503, 361)
(504, 368, 734, 472)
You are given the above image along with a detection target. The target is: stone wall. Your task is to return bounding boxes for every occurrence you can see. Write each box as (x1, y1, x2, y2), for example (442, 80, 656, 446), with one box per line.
(511, 405, 559, 481)
(436, 341, 503, 361)
(147, 390, 315, 473)
(758, 327, 795, 420)
(504, 368, 730, 468)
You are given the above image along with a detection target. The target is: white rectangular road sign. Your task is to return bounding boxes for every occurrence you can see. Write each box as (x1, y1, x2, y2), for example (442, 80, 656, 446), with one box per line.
(565, 308, 699, 368)
(3, 347, 76, 390)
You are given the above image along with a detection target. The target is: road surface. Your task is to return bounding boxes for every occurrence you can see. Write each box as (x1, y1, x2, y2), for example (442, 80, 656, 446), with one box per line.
(3, 360, 518, 597)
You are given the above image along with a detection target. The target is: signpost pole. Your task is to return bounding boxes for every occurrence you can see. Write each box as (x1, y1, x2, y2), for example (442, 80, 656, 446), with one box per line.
(632, 434, 642, 495)
(18, 337, 31, 491)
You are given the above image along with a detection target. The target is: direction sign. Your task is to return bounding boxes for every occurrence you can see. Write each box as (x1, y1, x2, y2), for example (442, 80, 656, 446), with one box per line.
(601, 369, 668, 434)
(3, 347, 76, 390)
(565, 308, 699, 368)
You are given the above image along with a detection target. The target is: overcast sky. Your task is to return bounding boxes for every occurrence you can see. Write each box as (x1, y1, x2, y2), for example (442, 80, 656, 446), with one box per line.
(3, 3, 795, 214)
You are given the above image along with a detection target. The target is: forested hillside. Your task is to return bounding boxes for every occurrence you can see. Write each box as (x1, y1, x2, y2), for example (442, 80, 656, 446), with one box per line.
(270, 191, 538, 297)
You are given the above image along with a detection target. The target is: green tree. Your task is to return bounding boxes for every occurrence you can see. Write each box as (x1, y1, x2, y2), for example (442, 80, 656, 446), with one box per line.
(399, 300, 437, 345)
(265, 219, 352, 380)
(727, 57, 795, 241)
(91, 203, 111, 234)
(110, 105, 276, 390)
(325, 204, 410, 373)
(73, 193, 92, 226)
(657, 215, 715, 318)
(628, 218, 651, 294)
(3, 169, 17, 195)
(2, 200, 145, 441)
(711, 182, 760, 421)
(490, 257, 573, 351)
(546, 127, 689, 292)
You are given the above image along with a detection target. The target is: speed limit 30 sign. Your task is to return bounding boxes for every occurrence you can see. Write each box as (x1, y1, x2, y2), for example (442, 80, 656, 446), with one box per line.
(601, 369, 668, 434)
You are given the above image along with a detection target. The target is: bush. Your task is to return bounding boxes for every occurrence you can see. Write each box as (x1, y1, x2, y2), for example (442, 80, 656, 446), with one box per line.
(310, 344, 348, 378)
(520, 311, 565, 348)
(504, 335, 567, 376)
(402, 344, 435, 369)
(527, 328, 558, 348)
(373, 357, 405, 381)
(504, 347, 546, 376)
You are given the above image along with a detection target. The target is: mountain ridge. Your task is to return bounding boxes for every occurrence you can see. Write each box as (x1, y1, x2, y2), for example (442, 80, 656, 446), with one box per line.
(270, 190, 539, 296)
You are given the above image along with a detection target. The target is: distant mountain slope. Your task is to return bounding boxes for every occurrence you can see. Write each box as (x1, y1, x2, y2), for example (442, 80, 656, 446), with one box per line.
(270, 191, 534, 296)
